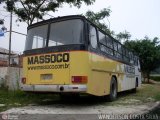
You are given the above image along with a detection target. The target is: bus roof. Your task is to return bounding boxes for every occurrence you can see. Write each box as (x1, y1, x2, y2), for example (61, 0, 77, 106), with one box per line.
(28, 15, 118, 46)
(28, 15, 86, 30)
(28, 15, 139, 57)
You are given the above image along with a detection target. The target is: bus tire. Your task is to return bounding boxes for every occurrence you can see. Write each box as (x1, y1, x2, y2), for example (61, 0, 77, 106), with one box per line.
(109, 77, 117, 101)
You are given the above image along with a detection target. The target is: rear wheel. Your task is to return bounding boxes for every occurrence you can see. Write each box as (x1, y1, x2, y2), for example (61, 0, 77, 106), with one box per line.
(109, 77, 117, 101)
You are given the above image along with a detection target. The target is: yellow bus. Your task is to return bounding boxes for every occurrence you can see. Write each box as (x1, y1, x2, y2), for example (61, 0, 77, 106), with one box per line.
(21, 15, 141, 101)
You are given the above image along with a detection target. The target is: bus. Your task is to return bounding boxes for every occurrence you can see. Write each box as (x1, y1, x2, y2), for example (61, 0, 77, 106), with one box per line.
(21, 15, 141, 101)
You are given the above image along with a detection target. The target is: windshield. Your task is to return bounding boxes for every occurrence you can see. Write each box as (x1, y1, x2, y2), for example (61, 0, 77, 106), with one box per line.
(25, 19, 84, 50)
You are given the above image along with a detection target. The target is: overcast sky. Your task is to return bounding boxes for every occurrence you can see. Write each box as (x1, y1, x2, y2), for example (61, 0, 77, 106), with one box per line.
(0, 0, 160, 53)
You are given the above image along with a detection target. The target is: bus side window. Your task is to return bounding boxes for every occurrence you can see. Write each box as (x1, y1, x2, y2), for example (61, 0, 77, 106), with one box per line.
(117, 43, 122, 59)
(99, 30, 107, 54)
(122, 46, 125, 56)
(125, 49, 130, 62)
(113, 41, 118, 58)
(106, 35, 114, 56)
(89, 25, 98, 49)
(123, 48, 126, 61)
(123, 48, 129, 62)
(113, 41, 118, 51)
(138, 58, 141, 68)
(134, 56, 139, 66)
(129, 51, 134, 64)
(98, 30, 106, 45)
(118, 43, 122, 54)
(106, 35, 113, 49)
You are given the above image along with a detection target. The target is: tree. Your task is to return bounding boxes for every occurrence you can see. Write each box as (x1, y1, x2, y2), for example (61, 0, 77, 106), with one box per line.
(0, 19, 4, 32)
(0, 19, 4, 24)
(0, 18, 7, 32)
(0, 1, 8, 32)
(124, 37, 160, 83)
(3, 0, 95, 25)
(84, 8, 114, 35)
(116, 30, 131, 43)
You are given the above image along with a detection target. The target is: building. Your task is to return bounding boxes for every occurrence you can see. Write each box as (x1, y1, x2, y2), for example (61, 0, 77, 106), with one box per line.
(0, 47, 9, 66)
(0, 47, 22, 67)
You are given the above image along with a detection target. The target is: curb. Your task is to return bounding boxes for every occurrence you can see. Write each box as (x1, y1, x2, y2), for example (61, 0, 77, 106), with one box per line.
(132, 101, 160, 118)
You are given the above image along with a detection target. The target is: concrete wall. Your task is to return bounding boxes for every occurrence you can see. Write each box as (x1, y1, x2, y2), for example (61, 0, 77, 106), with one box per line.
(0, 67, 22, 90)
(0, 67, 8, 87)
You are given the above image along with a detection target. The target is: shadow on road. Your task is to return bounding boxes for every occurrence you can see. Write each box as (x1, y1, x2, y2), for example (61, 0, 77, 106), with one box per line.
(35, 90, 136, 107)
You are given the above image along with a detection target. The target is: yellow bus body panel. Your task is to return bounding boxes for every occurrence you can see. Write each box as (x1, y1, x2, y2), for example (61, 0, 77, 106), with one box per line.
(24, 52, 70, 85)
(88, 52, 124, 96)
(23, 51, 125, 96)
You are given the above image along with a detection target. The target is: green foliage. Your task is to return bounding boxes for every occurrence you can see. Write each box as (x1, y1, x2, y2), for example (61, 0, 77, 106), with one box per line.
(0, 1, 6, 31)
(0, 19, 4, 24)
(150, 76, 160, 82)
(0, 19, 7, 32)
(0, 88, 59, 112)
(5, 0, 15, 11)
(124, 37, 160, 81)
(84, 8, 113, 35)
(154, 93, 160, 101)
(116, 30, 131, 42)
(3, 0, 95, 25)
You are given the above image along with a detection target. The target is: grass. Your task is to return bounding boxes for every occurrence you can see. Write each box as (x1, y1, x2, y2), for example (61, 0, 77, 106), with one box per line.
(0, 88, 59, 112)
(0, 83, 160, 112)
(110, 83, 160, 106)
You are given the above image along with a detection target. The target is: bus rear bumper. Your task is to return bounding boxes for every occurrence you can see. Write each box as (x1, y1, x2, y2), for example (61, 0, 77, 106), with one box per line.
(21, 84, 87, 93)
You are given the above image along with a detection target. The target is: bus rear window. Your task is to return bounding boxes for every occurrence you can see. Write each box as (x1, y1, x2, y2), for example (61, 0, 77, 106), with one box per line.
(25, 25, 48, 50)
(48, 19, 84, 46)
(25, 19, 84, 50)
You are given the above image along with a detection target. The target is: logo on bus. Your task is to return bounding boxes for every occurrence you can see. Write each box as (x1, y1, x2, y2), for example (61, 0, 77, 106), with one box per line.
(28, 53, 69, 65)
(27, 53, 70, 70)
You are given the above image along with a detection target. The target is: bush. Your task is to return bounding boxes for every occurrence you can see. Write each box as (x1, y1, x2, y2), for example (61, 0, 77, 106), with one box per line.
(150, 76, 160, 81)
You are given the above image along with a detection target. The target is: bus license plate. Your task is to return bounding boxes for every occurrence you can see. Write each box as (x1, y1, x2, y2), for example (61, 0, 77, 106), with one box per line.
(41, 74, 53, 80)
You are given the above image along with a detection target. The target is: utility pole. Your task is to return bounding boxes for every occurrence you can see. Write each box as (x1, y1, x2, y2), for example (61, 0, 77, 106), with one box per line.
(8, 11, 12, 66)
(6, 11, 13, 90)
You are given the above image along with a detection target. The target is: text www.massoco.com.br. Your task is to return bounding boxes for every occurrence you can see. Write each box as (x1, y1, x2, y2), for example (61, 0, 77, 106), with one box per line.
(28, 63, 70, 70)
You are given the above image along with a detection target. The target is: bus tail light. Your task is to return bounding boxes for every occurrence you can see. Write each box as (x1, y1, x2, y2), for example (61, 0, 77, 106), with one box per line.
(21, 77, 26, 84)
(71, 76, 88, 84)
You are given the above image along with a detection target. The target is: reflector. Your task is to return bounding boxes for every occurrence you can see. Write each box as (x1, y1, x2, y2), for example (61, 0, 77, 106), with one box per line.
(21, 77, 26, 84)
(71, 76, 87, 84)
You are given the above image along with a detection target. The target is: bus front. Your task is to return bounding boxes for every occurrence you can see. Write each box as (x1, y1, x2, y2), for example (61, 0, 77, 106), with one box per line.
(21, 17, 89, 93)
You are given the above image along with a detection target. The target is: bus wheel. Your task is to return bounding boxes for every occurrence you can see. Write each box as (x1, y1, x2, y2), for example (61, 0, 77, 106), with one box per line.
(109, 77, 117, 101)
